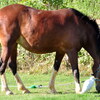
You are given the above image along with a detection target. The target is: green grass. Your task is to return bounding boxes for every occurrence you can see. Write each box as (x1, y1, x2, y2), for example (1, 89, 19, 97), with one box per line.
(0, 71, 100, 100)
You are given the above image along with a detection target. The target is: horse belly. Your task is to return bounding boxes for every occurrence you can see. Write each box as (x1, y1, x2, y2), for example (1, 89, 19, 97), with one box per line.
(17, 36, 54, 53)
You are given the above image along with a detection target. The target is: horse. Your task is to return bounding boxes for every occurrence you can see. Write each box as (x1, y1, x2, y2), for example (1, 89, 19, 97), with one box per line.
(0, 4, 100, 95)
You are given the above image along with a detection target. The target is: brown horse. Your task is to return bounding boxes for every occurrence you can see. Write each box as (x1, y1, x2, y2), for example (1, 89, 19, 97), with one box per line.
(0, 4, 100, 95)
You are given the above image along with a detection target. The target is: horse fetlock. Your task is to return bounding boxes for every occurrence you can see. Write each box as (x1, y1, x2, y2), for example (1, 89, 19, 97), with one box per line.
(1, 88, 5, 92)
(18, 86, 30, 93)
(1, 87, 13, 95)
(1, 87, 9, 92)
(49, 85, 54, 91)
(75, 88, 81, 94)
(22, 89, 31, 94)
(49, 85, 57, 93)
(18, 85, 25, 90)
(76, 91, 81, 94)
(50, 89, 57, 94)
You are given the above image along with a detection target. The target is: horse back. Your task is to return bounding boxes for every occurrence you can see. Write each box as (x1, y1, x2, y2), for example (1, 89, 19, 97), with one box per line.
(0, 4, 84, 53)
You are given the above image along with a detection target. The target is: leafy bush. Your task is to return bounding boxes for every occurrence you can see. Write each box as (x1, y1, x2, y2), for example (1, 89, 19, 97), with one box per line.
(1, 0, 99, 18)
(0, 0, 20, 7)
(18, 0, 100, 18)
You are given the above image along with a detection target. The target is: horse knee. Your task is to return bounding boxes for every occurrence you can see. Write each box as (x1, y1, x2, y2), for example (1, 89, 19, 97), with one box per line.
(0, 60, 6, 74)
(0, 69, 5, 75)
(8, 62, 17, 75)
(0, 64, 6, 75)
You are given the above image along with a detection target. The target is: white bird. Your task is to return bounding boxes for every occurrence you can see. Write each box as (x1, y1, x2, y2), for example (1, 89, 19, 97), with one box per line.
(80, 76, 95, 94)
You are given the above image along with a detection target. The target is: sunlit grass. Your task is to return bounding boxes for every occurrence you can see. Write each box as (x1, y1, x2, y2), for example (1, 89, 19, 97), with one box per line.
(0, 71, 100, 100)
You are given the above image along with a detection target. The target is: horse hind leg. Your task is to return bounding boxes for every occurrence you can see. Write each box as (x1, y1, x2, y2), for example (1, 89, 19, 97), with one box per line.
(14, 73, 30, 93)
(49, 52, 65, 93)
(8, 44, 30, 94)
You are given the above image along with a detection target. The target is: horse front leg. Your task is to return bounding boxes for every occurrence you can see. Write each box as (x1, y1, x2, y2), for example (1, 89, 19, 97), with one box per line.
(67, 50, 81, 94)
(84, 45, 100, 92)
(49, 52, 65, 93)
(1, 74, 13, 95)
(0, 44, 14, 95)
(8, 44, 30, 94)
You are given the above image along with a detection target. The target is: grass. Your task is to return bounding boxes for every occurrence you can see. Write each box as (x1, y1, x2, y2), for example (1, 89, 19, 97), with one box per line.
(0, 71, 100, 100)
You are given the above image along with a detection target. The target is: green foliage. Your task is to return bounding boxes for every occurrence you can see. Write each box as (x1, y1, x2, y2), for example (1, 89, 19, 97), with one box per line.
(42, 0, 63, 9)
(0, 0, 20, 7)
(17, 45, 55, 74)
(17, 46, 93, 75)
(78, 48, 93, 66)
(18, 0, 100, 18)
(0, 0, 99, 18)
(61, 0, 100, 18)
(18, 0, 47, 9)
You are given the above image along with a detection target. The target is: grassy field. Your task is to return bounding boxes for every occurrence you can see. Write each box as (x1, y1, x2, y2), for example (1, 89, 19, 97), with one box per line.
(0, 71, 100, 100)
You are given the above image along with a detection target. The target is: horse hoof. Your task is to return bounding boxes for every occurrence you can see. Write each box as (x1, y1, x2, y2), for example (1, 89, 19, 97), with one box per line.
(6, 91, 14, 95)
(22, 89, 31, 94)
(48, 90, 58, 94)
(76, 91, 81, 94)
(75, 89, 81, 94)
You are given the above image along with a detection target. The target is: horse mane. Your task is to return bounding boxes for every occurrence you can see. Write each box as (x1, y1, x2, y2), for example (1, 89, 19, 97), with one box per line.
(71, 8, 100, 53)
(71, 8, 99, 34)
